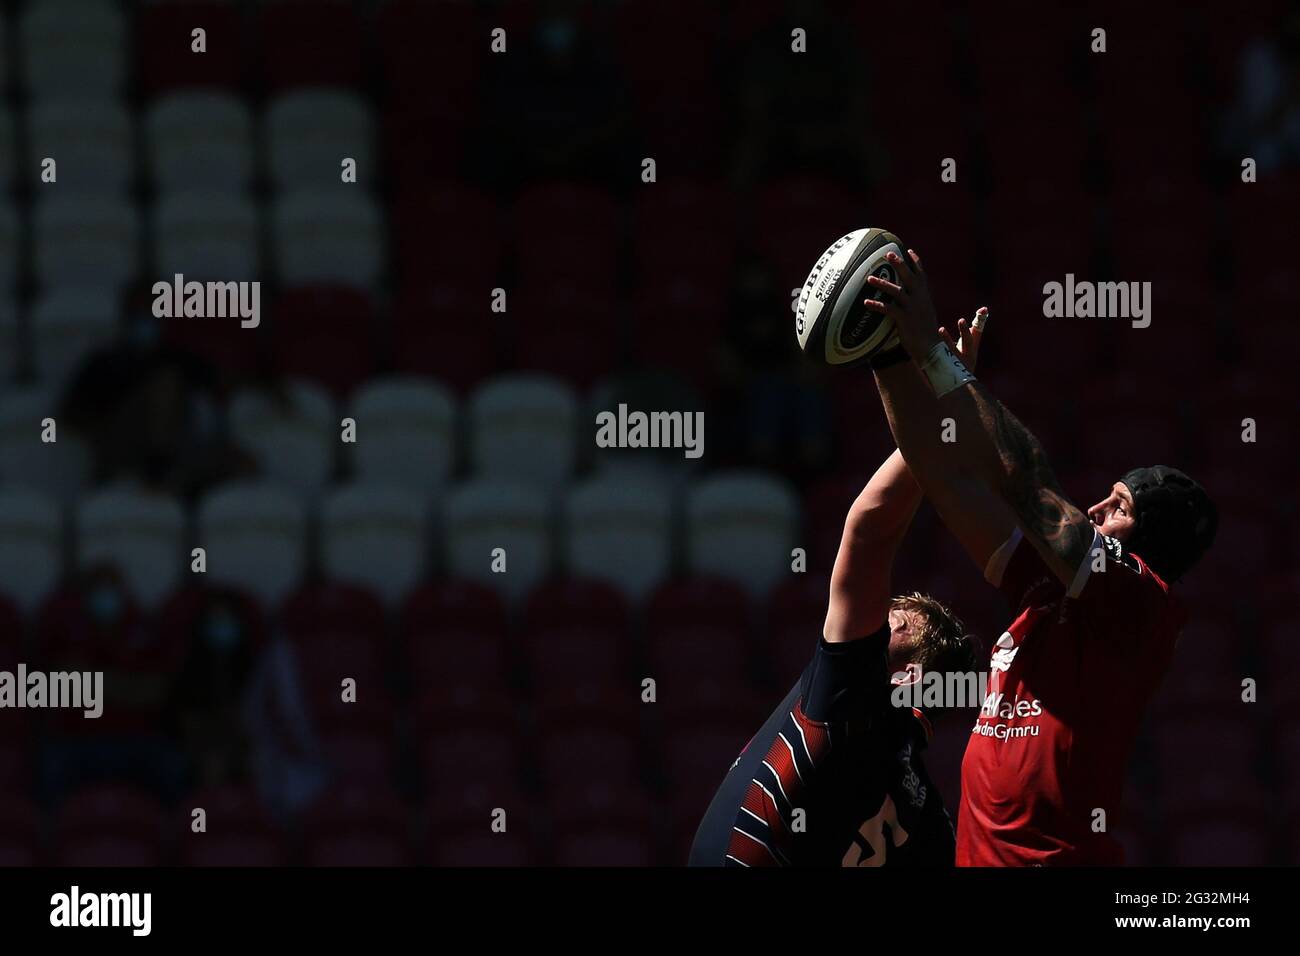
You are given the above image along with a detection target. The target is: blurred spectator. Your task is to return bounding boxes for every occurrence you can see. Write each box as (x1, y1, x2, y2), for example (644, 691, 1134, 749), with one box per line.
(475, 1, 635, 189)
(729, 0, 875, 190)
(718, 258, 832, 480)
(167, 588, 328, 820)
(58, 314, 254, 499)
(36, 564, 188, 805)
(1224, 10, 1300, 171)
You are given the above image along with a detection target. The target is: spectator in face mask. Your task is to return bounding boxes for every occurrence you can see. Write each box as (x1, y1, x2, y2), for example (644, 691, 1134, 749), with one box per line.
(168, 589, 327, 820)
(35, 565, 188, 804)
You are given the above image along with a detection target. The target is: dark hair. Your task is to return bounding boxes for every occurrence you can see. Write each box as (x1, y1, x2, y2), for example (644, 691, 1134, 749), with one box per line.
(1119, 465, 1218, 582)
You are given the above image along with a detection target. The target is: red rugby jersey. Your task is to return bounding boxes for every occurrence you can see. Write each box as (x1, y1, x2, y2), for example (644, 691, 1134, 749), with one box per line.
(956, 527, 1185, 866)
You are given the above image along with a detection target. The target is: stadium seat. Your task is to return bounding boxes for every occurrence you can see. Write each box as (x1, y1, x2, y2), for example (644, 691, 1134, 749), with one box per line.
(520, 579, 630, 688)
(442, 478, 553, 602)
(27, 288, 120, 386)
(511, 282, 618, 388)
(32, 195, 140, 290)
(0, 487, 63, 613)
(766, 573, 830, 685)
(630, 179, 736, 290)
(428, 830, 537, 867)
(390, 283, 500, 391)
(0, 794, 39, 866)
(228, 380, 335, 495)
(554, 828, 656, 867)
(197, 481, 307, 606)
(270, 285, 377, 396)
(347, 377, 457, 492)
(181, 833, 288, 867)
(390, 183, 506, 291)
(279, 580, 387, 683)
(56, 783, 164, 846)
(302, 783, 411, 866)
(27, 99, 133, 194)
(515, 183, 620, 294)
(537, 726, 641, 791)
(258, 1, 364, 92)
(54, 835, 164, 867)
(20, 0, 126, 100)
(271, 191, 385, 288)
(467, 374, 578, 492)
(376, 0, 479, 95)
(145, 92, 254, 193)
(0, 387, 92, 501)
(320, 482, 429, 607)
(401, 578, 510, 693)
(1167, 821, 1272, 866)
(684, 471, 800, 599)
(150, 192, 261, 279)
(0, 108, 13, 189)
(754, 177, 865, 282)
(420, 724, 522, 793)
(0, 201, 18, 289)
(265, 89, 374, 190)
(75, 486, 184, 610)
(561, 475, 674, 603)
(137, 1, 248, 95)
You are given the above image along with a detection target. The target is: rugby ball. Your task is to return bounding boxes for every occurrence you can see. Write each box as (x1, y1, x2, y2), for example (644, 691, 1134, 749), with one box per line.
(794, 227, 908, 367)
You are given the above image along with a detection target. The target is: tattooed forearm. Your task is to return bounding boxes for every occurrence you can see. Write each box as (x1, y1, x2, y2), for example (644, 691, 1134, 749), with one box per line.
(963, 382, 1094, 571)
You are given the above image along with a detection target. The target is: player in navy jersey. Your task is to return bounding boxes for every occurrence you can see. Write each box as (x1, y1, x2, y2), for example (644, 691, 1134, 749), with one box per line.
(689, 334, 984, 868)
(862, 251, 1217, 865)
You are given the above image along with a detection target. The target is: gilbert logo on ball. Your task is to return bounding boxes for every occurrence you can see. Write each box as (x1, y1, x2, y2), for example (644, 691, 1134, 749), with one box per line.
(795, 227, 907, 366)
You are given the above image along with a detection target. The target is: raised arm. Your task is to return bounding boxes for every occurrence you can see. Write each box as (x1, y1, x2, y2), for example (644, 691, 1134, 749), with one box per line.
(822, 325, 988, 642)
(863, 250, 1094, 589)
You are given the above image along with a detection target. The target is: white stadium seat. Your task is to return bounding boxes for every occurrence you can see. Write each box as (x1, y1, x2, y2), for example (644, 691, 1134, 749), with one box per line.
(468, 375, 578, 492)
(197, 481, 307, 607)
(151, 192, 261, 280)
(562, 474, 674, 603)
(33, 195, 139, 289)
(228, 381, 336, 496)
(76, 485, 184, 609)
(145, 92, 254, 194)
(27, 99, 133, 194)
(347, 377, 457, 492)
(685, 471, 800, 599)
(0, 486, 63, 613)
(270, 190, 384, 287)
(28, 288, 119, 385)
(321, 482, 428, 606)
(20, 0, 126, 100)
(0, 387, 92, 501)
(443, 478, 552, 603)
(264, 89, 375, 191)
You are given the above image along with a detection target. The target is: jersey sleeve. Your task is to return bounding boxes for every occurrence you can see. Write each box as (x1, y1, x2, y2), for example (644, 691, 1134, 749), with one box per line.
(799, 625, 892, 725)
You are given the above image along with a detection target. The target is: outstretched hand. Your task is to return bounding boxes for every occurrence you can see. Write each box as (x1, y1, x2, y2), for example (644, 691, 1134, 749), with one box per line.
(939, 306, 989, 372)
(863, 249, 942, 360)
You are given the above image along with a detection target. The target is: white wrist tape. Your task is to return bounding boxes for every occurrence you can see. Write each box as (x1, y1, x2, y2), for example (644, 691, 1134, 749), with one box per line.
(919, 340, 975, 397)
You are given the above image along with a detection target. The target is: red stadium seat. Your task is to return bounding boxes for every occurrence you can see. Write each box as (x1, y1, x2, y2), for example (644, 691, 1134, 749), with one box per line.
(391, 284, 501, 392)
(391, 183, 506, 291)
(514, 183, 620, 294)
(324, 726, 396, 784)
(271, 285, 378, 396)
(1167, 821, 1272, 866)
(428, 830, 537, 866)
(258, 1, 364, 91)
(420, 725, 522, 793)
(55, 836, 164, 867)
(377, 0, 480, 107)
(536, 726, 641, 791)
(754, 177, 865, 283)
(554, 828, 656, 867)
(181, 833, 288, 867)
(512, 283, 618, 386)
(548, 780, 653, 832)
(402, 579, 510, 694)
(531, 677, 641, 732)
(306, 832, 412, 866)
(766, 573, 830, 684)
(138, 2, 248, 94)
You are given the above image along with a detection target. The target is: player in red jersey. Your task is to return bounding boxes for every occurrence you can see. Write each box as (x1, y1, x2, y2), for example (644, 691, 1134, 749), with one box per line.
(861, 250, 1217, 865)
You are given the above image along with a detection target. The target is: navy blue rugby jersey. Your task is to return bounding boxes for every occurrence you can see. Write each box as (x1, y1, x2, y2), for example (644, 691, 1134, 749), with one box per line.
(689, 627, 955, 867)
